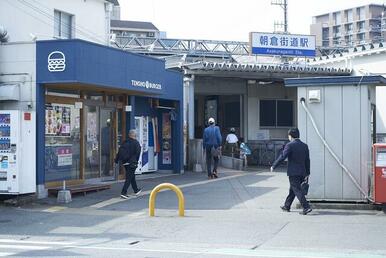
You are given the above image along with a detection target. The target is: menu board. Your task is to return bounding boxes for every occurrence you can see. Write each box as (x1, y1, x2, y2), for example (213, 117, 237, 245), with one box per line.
(45, 104, 71, 136)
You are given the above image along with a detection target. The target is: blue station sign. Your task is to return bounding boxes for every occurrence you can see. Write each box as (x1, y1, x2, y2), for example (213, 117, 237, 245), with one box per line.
(250, 32, 316, 57)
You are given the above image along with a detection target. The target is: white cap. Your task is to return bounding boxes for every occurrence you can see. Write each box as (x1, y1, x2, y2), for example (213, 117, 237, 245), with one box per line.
(208, 117, 215, 124)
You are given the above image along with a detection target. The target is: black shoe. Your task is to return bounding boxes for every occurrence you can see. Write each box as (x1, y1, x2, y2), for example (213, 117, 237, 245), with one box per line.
(299, 207, 312, 215)
(280, 206, 290, 212)
(134, 189, 142, 196)
(120, 194, 130, 199)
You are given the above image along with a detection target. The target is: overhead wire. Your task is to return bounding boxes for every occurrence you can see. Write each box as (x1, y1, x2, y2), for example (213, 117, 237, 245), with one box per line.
(27, 0, 110, 43)
(18, 0, 107, 44)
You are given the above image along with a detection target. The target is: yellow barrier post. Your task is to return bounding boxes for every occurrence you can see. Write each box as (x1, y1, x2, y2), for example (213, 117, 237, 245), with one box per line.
(149, 183, 185, 217)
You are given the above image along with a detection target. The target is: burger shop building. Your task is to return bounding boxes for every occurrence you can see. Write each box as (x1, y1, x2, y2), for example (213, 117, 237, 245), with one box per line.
(0, 39, 183, 198)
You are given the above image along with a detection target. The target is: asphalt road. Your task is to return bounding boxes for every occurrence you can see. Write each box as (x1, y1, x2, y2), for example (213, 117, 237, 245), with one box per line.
(1, 168, 385, 258)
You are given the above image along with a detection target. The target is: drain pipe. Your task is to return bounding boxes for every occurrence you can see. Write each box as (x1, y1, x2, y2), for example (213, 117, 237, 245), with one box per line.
(300, 97, 373, 202)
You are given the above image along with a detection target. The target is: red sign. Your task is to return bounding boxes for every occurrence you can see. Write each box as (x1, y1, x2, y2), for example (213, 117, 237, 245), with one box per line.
(24, 112, 31, 121)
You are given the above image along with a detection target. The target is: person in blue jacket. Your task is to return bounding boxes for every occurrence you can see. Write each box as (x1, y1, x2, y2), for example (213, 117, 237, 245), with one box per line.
(271, 128, 312, 215)
(203, 117, 222, 179)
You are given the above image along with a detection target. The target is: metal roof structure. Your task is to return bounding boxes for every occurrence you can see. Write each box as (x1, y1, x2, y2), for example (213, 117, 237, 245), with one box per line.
(111, 20, 159, 31)
(106, 0, 119, 6)
(182, 61, 352, 79)
(309, 42, 386, 65)
(113, 36, 354, 57)
(114, 36, 250, 57)
(285, 75, 386, 87)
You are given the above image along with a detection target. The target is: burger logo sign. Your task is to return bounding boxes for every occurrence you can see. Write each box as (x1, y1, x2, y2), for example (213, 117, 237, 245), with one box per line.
(48, 51, 66, 72)
(131, 80, 162, 90)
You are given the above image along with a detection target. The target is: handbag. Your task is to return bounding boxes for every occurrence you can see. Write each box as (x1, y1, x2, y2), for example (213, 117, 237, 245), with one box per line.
(211, 146, 220, 157)
(301, 181, 309, 195)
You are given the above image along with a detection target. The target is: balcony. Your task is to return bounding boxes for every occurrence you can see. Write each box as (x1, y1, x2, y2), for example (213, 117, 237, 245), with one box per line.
(370, 25, 381, 32)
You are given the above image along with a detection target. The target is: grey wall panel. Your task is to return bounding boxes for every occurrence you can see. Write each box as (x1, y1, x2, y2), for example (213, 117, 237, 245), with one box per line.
(342, 86, 362, 200)
(324, 86, 344, 199)
(297, 83, 375, 202)
(304, 87, 326, 199)
(195, 77, 247, 95)
(360, 85, 373, 196)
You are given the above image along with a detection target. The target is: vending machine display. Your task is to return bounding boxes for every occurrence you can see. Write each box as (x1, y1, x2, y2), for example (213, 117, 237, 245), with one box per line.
(0, 111, 36, 194)
(134, 116, 158, 174)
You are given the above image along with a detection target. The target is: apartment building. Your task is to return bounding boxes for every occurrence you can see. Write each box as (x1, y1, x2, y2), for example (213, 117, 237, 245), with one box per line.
(311, 4, 386, 47)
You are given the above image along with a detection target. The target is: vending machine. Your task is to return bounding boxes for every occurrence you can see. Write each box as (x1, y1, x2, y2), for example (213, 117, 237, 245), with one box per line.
(135, 116, 158, 174)
(0, 110, 36, 195)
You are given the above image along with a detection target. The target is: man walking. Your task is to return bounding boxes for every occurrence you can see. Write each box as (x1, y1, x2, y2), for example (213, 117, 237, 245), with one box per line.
(115, 129, 142, 199)
(203, 117, 222, 179)
(271, 128, 312, 215)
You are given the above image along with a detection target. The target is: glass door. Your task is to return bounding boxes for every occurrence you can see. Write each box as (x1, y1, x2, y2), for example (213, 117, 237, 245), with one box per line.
(85, 106, 100, 179)
(100, 108, 115, 181)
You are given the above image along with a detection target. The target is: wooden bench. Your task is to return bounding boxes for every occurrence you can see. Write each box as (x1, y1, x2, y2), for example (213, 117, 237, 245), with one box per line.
(48, 184, 111, 197)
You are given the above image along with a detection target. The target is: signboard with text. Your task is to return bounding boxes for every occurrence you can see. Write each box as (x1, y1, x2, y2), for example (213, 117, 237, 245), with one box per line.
(250, 32, 316, 57)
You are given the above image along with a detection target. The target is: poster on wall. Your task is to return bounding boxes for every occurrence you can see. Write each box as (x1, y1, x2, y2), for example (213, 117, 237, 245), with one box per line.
(45, 104, 71, 136)
(87, 112, 97, 142)
(57, 146, 72, 167)
(162, 113, 172, 164)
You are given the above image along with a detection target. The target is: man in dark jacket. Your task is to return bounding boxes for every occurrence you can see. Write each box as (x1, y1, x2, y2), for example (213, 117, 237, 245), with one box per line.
(271, 128, 312, 215)
(203, 117, 222, 179)
(115, 129, 142, 199)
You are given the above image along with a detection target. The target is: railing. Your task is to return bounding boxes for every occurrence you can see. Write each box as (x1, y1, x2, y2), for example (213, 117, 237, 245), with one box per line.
(113, 36, 250, 57)
(111, 36, 369, 57)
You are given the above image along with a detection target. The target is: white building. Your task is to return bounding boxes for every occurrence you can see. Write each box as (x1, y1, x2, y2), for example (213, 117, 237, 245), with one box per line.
(309, 43, 386, 141)
(0, 0, 112, 44)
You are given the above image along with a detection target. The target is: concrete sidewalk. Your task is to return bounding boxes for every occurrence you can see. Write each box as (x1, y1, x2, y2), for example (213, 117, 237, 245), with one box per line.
(1, 167, 386, 257)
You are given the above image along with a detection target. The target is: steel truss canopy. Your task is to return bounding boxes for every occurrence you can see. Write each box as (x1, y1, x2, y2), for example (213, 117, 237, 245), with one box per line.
(114, 36, 250, 57)
(113, 36, 353, 58)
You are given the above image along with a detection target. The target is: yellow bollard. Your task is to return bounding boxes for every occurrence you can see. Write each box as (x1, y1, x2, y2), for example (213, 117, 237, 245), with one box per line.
(149, 183, 185, 217)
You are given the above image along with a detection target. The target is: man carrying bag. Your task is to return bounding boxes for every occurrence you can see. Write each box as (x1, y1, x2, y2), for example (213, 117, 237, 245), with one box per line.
(115, 129, 142, 199)
(271, 128, 312, 215)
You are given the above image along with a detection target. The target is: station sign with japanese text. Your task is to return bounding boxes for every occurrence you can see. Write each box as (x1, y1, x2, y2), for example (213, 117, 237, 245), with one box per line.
(250, 32, 316, 57)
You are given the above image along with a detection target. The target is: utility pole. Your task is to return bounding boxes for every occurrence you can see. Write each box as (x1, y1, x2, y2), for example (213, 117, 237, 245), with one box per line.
(271, 0, 288, 34)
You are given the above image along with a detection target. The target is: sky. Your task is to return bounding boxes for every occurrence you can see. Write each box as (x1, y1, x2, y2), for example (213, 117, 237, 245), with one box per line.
(119, 0, 386, 41)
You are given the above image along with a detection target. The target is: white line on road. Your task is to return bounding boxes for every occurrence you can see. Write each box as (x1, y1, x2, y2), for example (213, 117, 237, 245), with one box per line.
(91, 173, 246, 209)
(39, 245, 386, 258)
(0, 252, 14, 257)
(0, 239, 74, 245)
(42, 206, 67, 213)
(0, 244, 49, 250)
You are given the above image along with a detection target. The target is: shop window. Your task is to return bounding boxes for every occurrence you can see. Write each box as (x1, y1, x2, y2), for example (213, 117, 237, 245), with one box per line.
(54, 10, 73, 39)
(259, 100, 294, 127)
(45, 103, 80, 182)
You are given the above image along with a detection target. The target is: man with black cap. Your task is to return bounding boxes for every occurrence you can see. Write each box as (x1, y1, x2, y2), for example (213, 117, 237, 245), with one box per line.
(271, 128, 312, 215)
